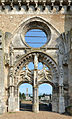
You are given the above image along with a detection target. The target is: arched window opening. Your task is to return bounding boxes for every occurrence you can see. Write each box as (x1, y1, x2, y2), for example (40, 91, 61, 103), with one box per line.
(39, 83, 52, 111)
(27, 62, 45, 70)
(19, 83, 33, 111)
(23, 67, 26, 70)
(28, 62, 34, 70)
(25, 29, 47, 48)
(22, 62, 50, 71)
(38, 62, 43, 70)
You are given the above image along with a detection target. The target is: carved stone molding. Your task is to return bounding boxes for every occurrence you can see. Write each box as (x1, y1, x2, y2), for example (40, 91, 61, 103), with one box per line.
(0, 0, 71, 6)
(59, 41, 65, 55)
(63, 54, 68, 65)
(9, 43, 14, 55)
(4, 53, 9, 66)
(0, 0, 71, 13)
(13, 51, 59, 87)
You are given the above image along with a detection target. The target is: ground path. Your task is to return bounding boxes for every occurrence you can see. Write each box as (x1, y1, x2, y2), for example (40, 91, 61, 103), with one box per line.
(0, 111, 72, 119)
(0, 101, 72, 119)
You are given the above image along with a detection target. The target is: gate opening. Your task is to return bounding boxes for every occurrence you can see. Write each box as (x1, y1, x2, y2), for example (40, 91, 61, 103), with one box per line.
(19, 83, 33, 111)
(39, 83, 52, 111)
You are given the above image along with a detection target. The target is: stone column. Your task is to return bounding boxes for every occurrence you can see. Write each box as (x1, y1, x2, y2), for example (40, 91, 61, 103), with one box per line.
(14, 86, 19, 111)
(52, 87, 59, 113)
(59, 66, 65, 113)
(0, 31, 6, 114)
(68, 29, 72, 106)
(8, 85, 15, 112)
(59, 85, 65, 113)
(58, 40, 65, 113)
(32, 54, 39, 113)
(8, 44, 15, 112)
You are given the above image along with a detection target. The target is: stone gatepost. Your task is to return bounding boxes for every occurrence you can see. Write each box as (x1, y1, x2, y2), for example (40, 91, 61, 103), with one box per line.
(32, 54, 39, 113)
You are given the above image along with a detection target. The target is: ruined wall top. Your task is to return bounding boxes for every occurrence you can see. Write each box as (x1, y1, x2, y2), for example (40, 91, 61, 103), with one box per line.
(0, 0, 71, 5)
(0, 0, 72, 13)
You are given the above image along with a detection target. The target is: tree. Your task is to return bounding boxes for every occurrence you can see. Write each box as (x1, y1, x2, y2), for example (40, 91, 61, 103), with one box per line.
(22, 93, 26, 100)
(42, 93, 45, 97)
(39, 95, 42, 99)
(19, 92, 22, 100)
(19, 92, 26, 100)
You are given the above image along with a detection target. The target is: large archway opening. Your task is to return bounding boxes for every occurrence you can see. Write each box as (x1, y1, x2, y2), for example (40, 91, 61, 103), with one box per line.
(16, 60, 54, 112)
(19, 83, 33, 111)
(12, 52, 58, 113)
(39, 83, 53, 111)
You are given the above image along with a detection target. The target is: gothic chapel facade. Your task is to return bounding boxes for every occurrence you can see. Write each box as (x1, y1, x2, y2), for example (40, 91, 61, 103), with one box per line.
(0, 0, 72, 114)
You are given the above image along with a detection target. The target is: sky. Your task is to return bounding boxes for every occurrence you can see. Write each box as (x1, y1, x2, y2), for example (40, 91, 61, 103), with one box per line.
(28, 62, 43, 70)
(19, 83, 52, 95)
(19, 29, 52, 95)
(25, 29, 47, 48)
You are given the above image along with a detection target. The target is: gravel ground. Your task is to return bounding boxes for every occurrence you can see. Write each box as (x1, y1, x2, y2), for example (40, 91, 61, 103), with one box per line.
(0, 101, 72, 119)
(0, 111, 72, 119)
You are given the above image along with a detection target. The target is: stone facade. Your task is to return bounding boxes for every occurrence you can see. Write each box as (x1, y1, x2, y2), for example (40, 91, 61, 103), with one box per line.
(0, 0, 72, 114)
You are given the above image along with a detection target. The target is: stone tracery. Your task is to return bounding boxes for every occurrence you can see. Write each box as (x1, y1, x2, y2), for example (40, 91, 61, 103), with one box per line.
(9, 51, 59, 113)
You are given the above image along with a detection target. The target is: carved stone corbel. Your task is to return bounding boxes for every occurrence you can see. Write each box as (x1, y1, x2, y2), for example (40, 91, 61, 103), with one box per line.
(35, 2, 38, 11)
(10, 1, 13, 10)
(42, 2, 46, 11)
(51, 2, 54, 10)
(26, 1, 29, 11)
(18, 2, 21, 10)
(59, 0, 63, 11)
(50, 0, 55, 10)
(67, 0, 71, 11)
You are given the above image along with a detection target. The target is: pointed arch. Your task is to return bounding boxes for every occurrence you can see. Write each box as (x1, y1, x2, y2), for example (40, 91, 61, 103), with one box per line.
(7, 16, 60, 48)
(14, 51, 59, 86)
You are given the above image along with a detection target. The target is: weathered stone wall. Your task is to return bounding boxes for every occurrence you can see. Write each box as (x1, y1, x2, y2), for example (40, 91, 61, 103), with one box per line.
(0, 14, 65, 34)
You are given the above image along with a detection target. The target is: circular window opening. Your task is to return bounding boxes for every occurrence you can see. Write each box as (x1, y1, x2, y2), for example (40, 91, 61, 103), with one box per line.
(25, 29, 47, 48)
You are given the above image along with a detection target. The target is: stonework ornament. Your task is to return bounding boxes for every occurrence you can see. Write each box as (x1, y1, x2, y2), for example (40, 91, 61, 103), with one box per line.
(59, 41, 65, 55)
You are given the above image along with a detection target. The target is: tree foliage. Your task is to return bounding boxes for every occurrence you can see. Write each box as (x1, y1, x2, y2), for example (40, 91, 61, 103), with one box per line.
(19, 92, 26, 100)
